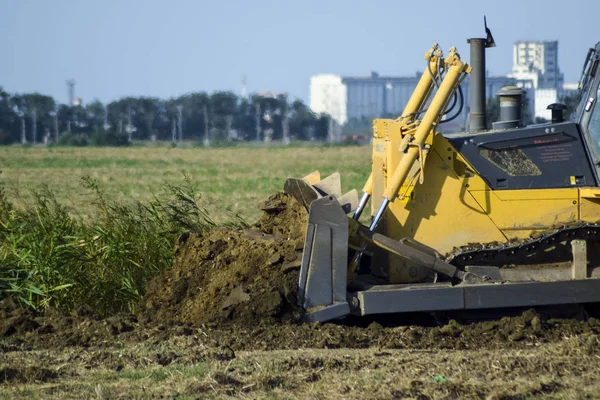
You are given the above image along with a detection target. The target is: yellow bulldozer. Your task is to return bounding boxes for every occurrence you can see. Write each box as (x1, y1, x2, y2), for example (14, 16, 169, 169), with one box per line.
(285, 21, 600, 322)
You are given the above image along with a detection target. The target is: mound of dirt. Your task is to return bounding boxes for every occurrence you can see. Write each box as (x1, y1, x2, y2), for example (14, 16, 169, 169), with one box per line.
(138, 192, 308, 327)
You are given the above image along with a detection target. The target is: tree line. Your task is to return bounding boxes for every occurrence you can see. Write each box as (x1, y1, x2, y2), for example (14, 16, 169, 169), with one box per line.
(0, 87, 334, 146)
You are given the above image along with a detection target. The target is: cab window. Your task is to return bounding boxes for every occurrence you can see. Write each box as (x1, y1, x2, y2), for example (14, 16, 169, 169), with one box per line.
(590, 86, 600, 154)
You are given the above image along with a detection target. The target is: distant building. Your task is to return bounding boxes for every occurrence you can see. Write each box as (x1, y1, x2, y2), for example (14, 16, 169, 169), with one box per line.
(259, 91, 282, 99)
(310, 40, 579, 127)
(533, 89, 559, 121)
(309, 74, 347, 125)
(342, 72, 420, 121)
(563, 82, 578, 91)
(509, 41, 564, 90)
(562, 82, 579, 97)
(339, 72, 513, 128)
(508, 41, 575, 120)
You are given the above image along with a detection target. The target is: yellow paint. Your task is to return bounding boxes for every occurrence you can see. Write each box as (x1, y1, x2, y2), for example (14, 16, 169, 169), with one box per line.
(382, 48, 470, 202)
(579, 188, 600, 223)
(359, 44, 598, 285)
(302, 171, 321, 185)
(469, 189, 577, 237)
(360, 44, 443, 206)
(369, 127, 597, 283)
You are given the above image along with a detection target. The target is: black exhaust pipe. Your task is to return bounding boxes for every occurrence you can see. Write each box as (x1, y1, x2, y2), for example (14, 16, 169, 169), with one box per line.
(468, 38, 487, 132)
(468, 17, 496, 133)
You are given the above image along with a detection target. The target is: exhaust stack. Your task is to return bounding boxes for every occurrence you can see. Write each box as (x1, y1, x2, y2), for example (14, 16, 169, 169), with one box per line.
(493, 86, 526, 130)
(468, 17, 496, 133)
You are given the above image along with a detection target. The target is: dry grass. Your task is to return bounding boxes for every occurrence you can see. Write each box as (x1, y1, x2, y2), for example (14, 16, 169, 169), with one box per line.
(0, 145, 371, 223)
(2, 338, 600, 399)
(3, 145, 600, 399)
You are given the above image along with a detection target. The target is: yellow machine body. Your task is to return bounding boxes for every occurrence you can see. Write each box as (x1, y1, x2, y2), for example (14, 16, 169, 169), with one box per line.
(370, 119, 600, 283)
(287, 33, 600, 323)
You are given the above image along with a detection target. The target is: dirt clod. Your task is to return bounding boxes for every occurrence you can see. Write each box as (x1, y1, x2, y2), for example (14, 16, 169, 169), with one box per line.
(221, 286, 251, 310)
(255, 192, 308, 241)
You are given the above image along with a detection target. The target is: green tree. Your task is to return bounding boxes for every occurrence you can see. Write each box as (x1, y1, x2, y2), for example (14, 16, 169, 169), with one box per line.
(0, 87, 18, 143)
(85, 99, 106, 131)
(17, 93, 57, 142)
(289, 99, 317, 140)
(167, 92, 210, 140)
(210, 91, 238, 141)
(0, 88, 331, 145)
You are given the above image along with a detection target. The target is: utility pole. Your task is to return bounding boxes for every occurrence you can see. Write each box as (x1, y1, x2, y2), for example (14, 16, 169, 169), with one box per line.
(255, 102, 261, 142)
(225, 115, 233, 142)
(126, 106, 134, 142)
(20, 113, 26, 144)
(282, 113, 290, 145)
(103, 105, 110, 130)
(171, 119, 176, 144)
(66, 79, 76, 106)
(241, 75, 248, 100)
(176, 104, 183, 143)
(53, 105, 59, 140)
(202, 104, 209, 147)
(31, 107, 37, 145)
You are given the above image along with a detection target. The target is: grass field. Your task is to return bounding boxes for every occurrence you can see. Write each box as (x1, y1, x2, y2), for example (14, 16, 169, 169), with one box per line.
(0, 145, 371, 223)
(0, 144, 372, 321)
(4, 144, 600, 399)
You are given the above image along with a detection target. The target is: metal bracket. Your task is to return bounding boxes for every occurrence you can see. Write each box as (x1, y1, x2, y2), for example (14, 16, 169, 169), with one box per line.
(571, 239, 587, 279)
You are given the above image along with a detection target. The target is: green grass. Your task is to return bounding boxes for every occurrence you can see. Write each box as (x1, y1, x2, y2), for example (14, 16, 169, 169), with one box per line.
(0, 144, 371, 314)
(0, 175, 238, 314)
(0, 145, 371, 222)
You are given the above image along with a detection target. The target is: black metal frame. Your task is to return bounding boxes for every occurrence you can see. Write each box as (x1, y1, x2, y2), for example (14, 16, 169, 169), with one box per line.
(446, 122, 598, 190)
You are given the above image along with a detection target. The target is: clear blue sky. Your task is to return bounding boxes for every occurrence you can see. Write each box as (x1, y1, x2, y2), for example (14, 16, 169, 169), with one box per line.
(1, 0, 598, 105)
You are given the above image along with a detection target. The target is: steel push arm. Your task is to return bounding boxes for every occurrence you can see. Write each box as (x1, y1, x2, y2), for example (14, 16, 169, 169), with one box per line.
(352, 44, 444, 220)
(350, 47, 471, 273)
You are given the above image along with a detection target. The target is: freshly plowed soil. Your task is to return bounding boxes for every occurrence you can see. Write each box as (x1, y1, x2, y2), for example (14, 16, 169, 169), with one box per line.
(3, 296, 600, 398)
(3, 293, 600, 353)
(4, 192, 600, 397)
(138, 192, 307, 327)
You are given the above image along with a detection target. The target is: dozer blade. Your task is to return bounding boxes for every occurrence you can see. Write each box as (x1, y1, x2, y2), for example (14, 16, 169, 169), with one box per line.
(298, 195, 351, 322)
(284, 171, 358, 214)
